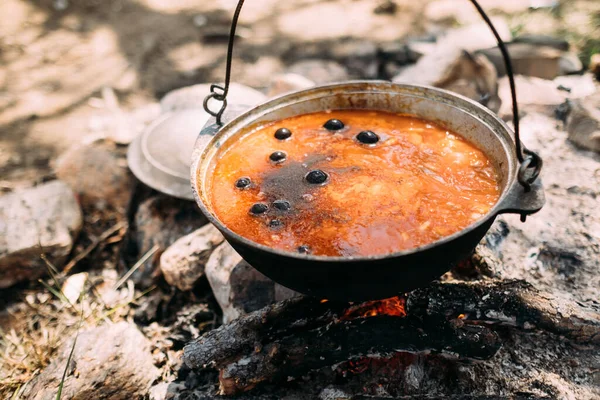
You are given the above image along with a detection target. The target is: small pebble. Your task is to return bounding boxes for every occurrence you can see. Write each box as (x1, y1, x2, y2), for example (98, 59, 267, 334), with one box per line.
(274, 128, 292, 140)
(298, 245, 311, 254)
(235, 177, 252, 189)
(250, 203, 268, 215)
(269, 151, 287, 164)
(273, 199, 291, 211)
(356, 130, 379, 144)
(323, 119, 344, 131)
(305, 170, 329, 185)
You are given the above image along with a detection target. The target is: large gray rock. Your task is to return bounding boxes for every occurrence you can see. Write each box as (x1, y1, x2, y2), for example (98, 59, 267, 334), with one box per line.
(0, 181, 82, 288)
(131, 195, 208, 288)
(205, 242, 299, 323)
(397, 49, 500, 111)
(480, 43, 582, 80)
(22, 322, 159, 400)
(55, 142, 134, 212)
(159, 224, 225, 291)
(393, 18, 510, 88)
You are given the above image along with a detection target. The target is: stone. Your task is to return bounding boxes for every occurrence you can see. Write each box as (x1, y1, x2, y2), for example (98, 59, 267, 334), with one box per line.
(330, 41, 379, 78)
(22, 322, 159, 400)
(590, 53, 600, 81)
(287, 60, 350, 84)
(148, 382, 186, 400)
(397, 49, 499, 111)
(513, 34, 570, 51)
(130, 195, 207, 288)
(267, 73, 315, 98)
(564, 93, 600, 153)
(54, 142, 134, 212)
(60, 272, 88, 304)
(380, 42, 422, 65)
(393, 19, 509, 107)
(205, 242, 299, 323)
(0, 181, 82, 288)
(373, 0, 397, 15)
(480, 43, 581, 80)
(497, 74, 597, 118)
(159, 224, 225, 291)
(558, 53, 584, 76)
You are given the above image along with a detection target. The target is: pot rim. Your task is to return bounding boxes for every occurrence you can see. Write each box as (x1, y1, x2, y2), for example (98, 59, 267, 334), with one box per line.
(191, 80, 518, 262)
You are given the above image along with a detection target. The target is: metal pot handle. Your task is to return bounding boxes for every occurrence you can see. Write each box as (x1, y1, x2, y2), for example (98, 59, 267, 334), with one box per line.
(496, 178, 545, 221)
(202, 0, 543, 192)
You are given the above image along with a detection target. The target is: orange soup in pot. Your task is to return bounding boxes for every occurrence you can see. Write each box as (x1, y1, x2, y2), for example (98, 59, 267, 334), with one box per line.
(205, 110, 500, 257)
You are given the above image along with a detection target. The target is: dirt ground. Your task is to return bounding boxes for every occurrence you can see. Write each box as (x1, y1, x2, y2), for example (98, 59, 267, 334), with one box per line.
(1, 0, 599, 399)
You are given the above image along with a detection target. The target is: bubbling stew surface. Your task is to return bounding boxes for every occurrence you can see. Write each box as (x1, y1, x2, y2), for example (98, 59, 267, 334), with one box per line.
(206, 110, 500, 257)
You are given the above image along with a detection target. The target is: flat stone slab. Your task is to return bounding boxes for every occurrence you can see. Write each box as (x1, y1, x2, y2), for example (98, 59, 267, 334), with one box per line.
(0, 180, 82, 288)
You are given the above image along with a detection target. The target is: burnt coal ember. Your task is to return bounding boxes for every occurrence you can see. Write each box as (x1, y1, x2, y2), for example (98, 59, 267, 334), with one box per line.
(183, 280, 600, 396)
(183, 296, 498, 395)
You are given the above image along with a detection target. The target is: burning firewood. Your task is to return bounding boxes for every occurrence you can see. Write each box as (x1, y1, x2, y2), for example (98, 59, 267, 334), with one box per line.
(183, 279, 599, 395)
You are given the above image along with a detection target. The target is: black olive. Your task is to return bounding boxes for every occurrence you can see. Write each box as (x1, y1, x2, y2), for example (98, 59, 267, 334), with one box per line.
(268, 219, 283, 229)
(305, 169, 329, 185)
(273, 199, 291, 211)
(250, 203, 268, 215)
(235, 177, 252, 189)
(269, 151, 287, 164)
(323, 119, 344, 131)
(274, 128, 292, 140)
(298, 245, 311, 254)
(356, 130, 379, 144)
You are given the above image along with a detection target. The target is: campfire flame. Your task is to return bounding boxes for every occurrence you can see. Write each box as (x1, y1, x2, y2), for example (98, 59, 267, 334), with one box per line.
(341, 296, 406, 320)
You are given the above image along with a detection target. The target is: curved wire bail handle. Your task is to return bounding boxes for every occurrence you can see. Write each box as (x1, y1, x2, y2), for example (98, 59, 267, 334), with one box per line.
(204, 0, 543, 191)
(468, 0, 542, 192)
(202, 0, 245, 126)
(203, 84, 228, 124)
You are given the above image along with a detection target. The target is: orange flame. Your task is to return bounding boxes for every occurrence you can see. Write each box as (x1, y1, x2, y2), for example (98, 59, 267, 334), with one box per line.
(341, 296, 406, 320)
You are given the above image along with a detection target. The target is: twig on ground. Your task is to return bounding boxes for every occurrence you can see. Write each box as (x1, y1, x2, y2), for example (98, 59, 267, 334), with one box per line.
(113, 245, 159, 290)
(62, 221, 128, 276)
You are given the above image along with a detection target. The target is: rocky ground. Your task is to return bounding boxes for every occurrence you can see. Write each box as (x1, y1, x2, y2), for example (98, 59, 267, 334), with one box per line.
(1, 0, 600, 399)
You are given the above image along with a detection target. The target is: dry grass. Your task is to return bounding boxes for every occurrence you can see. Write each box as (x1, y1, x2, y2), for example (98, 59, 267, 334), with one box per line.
(0, 254, 155, 399)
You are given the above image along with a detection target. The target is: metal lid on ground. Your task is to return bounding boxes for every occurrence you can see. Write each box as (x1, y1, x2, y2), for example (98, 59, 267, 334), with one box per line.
(127, 83, 266, 200)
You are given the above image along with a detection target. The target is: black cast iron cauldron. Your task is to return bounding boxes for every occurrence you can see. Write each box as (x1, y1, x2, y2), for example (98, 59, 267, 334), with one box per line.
(189, 1, 545, 301)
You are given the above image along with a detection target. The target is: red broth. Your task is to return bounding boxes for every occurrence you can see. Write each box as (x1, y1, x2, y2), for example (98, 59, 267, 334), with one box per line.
(205, 110, 500, 257)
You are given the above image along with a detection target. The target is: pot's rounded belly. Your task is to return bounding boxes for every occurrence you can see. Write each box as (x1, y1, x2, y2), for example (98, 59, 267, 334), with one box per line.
(205, 110, 500, 257)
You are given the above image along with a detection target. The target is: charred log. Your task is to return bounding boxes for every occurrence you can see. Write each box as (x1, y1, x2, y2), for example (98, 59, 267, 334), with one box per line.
(183, 279, 599, 395)
(218, 316, 498, 395)
(184, 296, 499, 395)
(407, 280, 600, 344)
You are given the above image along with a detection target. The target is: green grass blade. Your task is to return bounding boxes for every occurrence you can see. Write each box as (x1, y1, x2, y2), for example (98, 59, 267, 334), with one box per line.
(55, 332, 78, 400)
